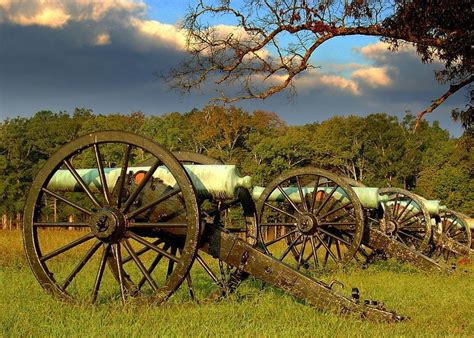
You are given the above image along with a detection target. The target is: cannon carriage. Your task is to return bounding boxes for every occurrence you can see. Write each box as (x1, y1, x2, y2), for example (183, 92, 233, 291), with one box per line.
(24, 131, 407, 322)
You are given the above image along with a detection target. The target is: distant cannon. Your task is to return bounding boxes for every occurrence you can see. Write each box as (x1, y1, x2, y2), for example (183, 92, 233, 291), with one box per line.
(255, 173, 446, 273)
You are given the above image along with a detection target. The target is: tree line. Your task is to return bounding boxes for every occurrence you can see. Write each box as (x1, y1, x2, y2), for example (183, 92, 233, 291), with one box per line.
(0, 106, 472, 228)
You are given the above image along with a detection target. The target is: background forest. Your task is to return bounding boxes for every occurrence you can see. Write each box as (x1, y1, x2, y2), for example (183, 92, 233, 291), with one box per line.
(1, 106, 472, 227)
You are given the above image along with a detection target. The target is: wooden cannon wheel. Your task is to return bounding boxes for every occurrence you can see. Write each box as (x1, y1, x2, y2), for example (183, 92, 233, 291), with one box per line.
(377, 187, 432, 254)
(256, 167, 365, 272)
(23, 131, 201, 304)
(433, 209, 472, 260)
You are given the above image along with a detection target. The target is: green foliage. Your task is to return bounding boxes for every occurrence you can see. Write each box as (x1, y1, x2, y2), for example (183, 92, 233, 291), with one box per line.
(0, 107, 472, 216)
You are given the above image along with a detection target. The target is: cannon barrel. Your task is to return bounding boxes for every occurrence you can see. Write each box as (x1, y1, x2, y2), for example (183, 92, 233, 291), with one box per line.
(251, 186, 385, 209)
(48, 164, 252, 200)
(417, 197, 446, 215)
(383, 198, 445, 215)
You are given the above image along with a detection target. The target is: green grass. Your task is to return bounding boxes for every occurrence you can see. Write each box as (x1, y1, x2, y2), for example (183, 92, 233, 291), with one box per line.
(1, 230, 473, 337)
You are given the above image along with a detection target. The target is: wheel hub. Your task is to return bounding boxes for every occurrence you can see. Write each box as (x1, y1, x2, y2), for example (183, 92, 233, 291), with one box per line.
(89, 207, 126, 242)
(381, 219, 398, 235)
(297, 213, 318, 234)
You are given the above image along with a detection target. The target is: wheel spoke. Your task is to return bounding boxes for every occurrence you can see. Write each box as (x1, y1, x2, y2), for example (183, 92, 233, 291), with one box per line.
(296, 176, 308, 212)
(310, 176, 321, 213)
(315, 233, 338, 264)
(128, 222, 187, 228)
(178, 247, 196, 301)
(127, 232, 179, 262)
(94, 144, 111, 205)
(41, 188, 92, 215)
(34, 222, 89, 228)
(122, 239, 163, 264)
(319, 222, 356, 231)
(166, 246, 178, 279)
(398, 230, 422, 242)
(391, 193, 401, 215)
(400, 219, 423, 229)
(318, 202, 352, 220)
(277, 184, 301, 214)
(122, 159, 161, 213)
(314, 185, 338, 216)
(399, 211, 423, 226)
(297, 236, 308, 269)
(444, 220, 456, 234)
(396, 233, 409, 246)
(395, 199, 413, 221)
(137, 243, 170, 290)
(196, 254, 223, 287)
(123, 239, 159, 292)
(62, 241, 102, 290)
(317, 228, 352, 246)
(112, 243, 126, 303)
(264, 230, 297, 246)
(264, 202, 297, 220)
(309, 236, 320, 268)
(116, 144, 132, 209)
(91, 244, 109, 304)
(279, 234, 302, 261)
(40, 232, 94, 262)
(185, 273, 196, 301)
(260, 222, 297, 227)
(335, 240, 342, 260)
(450, 229, 465, 239)
(127, 187, 181, 219)
(63, 159, 101, 208)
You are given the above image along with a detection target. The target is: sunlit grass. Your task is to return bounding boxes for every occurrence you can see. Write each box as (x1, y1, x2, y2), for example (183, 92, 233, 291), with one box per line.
(1, 230, 473, 336)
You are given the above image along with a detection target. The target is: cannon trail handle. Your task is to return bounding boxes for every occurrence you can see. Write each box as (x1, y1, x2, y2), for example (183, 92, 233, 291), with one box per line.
(201, 225, 405, 323)
(362, 227, 446, 272)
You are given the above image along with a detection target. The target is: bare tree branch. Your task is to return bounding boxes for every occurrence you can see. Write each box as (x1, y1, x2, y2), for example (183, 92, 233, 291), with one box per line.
(414, 75, 474, 131)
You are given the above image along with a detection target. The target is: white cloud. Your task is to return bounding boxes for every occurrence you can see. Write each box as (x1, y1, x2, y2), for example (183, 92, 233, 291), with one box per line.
(75, 0, 145, 21)
(291, 69, 361, 95)
(130, 18, 187, 51)
(0, 0, 145, 28)
(319, 74, 361, 94)
(11, 6, 70, 28)
(351, 66, 392, 88)
(354, 41, 418, 62)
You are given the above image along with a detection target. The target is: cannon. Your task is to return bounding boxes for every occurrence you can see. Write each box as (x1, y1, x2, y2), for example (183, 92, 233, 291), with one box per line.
(429, 209, 473, 261)
(23, 131, 404, 322)
(254, 171, 445, 273)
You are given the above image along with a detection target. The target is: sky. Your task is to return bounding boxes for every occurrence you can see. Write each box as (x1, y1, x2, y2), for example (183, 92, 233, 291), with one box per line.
(0, 0, 467, 136)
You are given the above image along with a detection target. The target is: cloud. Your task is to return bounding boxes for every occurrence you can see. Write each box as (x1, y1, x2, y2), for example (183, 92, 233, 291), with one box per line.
(295, 70, 361, 95)
(130, 18, 187, 51)
(0, 0, 146, 28)
(94, 32, 110, 46)
(354, 41, 418, 62)
(351, 66, 392, 88)
(0, 1, 70, 28)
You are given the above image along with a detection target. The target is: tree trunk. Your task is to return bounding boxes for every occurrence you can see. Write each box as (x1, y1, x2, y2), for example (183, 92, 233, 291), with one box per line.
(53, 198, 57, 222)
(1, 214, 6, 230)
(16, 213, 22, 229)
(68, 214, 75, 231)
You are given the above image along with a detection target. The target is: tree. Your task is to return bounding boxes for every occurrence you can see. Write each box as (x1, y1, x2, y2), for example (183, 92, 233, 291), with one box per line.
(169, 0, 472, 126)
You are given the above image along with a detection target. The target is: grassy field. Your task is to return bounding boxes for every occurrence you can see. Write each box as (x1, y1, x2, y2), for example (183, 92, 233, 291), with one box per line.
(1, 230, 473, 337)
